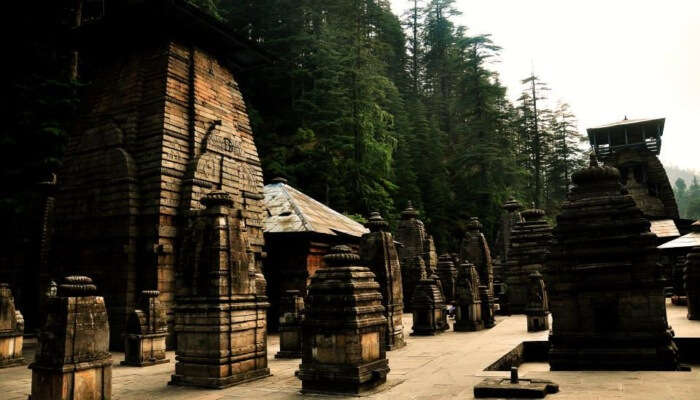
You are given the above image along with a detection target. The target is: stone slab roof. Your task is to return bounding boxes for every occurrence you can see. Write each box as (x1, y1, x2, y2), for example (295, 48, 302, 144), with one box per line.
(650, 219, 681, 239)
(263, 182, 368, 237)
(658, 221, 700, 249)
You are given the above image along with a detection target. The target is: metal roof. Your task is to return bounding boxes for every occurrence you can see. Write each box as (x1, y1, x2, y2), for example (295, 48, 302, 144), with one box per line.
(587, 117, 665, 133)
(649, 219, 680, 239)
(658, 221, 700, 250)
(263, 182, 369, 237)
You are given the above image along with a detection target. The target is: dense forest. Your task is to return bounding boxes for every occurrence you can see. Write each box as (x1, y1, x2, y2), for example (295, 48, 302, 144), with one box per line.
(3, 0, 587, 252)
(674, 177, 700, 220)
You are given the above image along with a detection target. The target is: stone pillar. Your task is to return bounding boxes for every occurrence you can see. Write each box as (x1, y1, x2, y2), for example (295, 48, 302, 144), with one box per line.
(275, 290, 304, 358)
(360, 212, 405, 350)
(410, 258, 448, 335)
(437, 254, 458, 304)
(525, 271, 549, 332)
(395, 201, 428, 312)
(546, 156, 678, 370)
(170, 191, 270, 388)
(504, 208, 552, 313)
(29, 276, 112, 400)
(460, 217, 495, 297)
(122, 290, 168, 367)
(296, 245, 389, 394)
(454, 262, 483, 332)
(685, 247, 700, 320)
(0, 284, 24, 368)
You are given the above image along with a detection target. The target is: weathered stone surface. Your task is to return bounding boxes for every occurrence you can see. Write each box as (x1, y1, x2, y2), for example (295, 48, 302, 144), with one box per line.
(360, 212, 405, 350)
(454, 262, 483, 332)
(122, 290, 168, 367)
(410, 258, 448, 335)
(437, 254, 458, 304)
(685, 246, 700, 320)
(0, 284, 24, 368)
(479, 285, 495, 329)
(504, 208, 553, 313)
(170, 191, 270, 388)
(275, 290, 304, 359)
(545, 156, 679, 370)
(29, 276, 112, 400)
(396, 202, 428, 312)
(460, 217, 495, 298)
(525, 271, 549, 332)
(493, 198, 524, 314)
(296, 245, 389, 394)
(474, 368, 559, 399)
(424, 236, 439, 275)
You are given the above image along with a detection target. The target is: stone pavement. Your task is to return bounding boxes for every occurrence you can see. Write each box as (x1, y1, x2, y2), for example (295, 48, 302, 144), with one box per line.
(2, 301, 699, 399)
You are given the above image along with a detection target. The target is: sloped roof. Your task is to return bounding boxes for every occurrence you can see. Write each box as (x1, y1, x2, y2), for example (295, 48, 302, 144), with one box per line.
(658, 221, 700, 250)
(650, 219, 680, 239)
(263, 181, 369, 237)
(588, 117, 665, 132)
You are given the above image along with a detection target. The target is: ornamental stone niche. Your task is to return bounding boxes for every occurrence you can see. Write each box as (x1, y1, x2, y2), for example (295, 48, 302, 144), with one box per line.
(454, 262, 483, 332)
(275, 290, 304, 358)
(0, 284, 24, 368)
(686, 246, 700, 320)
(437, 254, 458, 303)
(546, 156, 679, 370)
(296, 245, 389, 394)
(460, 217, 495, 297)
(30, 276, 112, 400)
(396, 201, 428, 311)
(48, 0, 268, 349)
(122, 290, 168, 367)
(504, 208, 553, 313)
(525, 271, 549, 332)
(410, 258, 449, 335)
(170, 191, 270, 388)
(360, 212, 405, 350)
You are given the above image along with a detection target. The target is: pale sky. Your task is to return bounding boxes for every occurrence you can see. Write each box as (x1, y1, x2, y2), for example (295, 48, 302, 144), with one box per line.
(390, 0, 700, 172)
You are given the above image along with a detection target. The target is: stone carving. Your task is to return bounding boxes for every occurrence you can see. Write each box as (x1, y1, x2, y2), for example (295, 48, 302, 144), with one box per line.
(122, 290, 168, 367)
(454, 262, 483, 332)
(275, 290, 304, 359)
(410, 257, 449, 335)
(546, 156, 679, 370)
(493, 198, 524, 313)
(504, 208, 553, 313)
(424, 235, 439, 275)
(685, 246, 700, 320)
(29, 276, 112, 399)
(170, 191, 270, 388)
(360, 212, 405, 350)
(296, 245, 389, 394)
(460, 217, 495, 297)
(0, 284, 24, 368)
(437, 254, 458, 303)
(396, 201, 428, 311)
(479, 285, 495, 329)
(525, 271, 549, 332)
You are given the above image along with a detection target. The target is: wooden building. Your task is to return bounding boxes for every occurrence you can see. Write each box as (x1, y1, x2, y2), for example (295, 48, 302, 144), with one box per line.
(263, 178, 368, 330)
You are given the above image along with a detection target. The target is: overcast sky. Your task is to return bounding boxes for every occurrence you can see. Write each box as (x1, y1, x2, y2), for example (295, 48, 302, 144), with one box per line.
(389, 0, 700, 172)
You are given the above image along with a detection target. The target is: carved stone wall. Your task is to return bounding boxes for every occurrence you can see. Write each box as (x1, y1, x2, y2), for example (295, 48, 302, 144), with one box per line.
(396, 202, 428, 311)
(0, 284, 24, 368)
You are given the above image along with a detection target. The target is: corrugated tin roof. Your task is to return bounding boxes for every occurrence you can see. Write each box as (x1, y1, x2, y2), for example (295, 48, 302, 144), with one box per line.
(650, 219, 680, 238)
(263, 182, 369, 237)
(658, 221, 700, 249)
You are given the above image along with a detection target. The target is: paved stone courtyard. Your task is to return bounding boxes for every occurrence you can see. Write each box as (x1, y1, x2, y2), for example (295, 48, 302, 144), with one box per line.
(2, 301, 699, 399)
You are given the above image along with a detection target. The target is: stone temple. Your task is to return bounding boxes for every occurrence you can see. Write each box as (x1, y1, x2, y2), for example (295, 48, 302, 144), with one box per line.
(546, 156, 679, 370)
(396, 202, 429, 311)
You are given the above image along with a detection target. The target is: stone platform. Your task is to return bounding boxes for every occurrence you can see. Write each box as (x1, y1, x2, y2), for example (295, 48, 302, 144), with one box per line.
(1, 301, 700, 399)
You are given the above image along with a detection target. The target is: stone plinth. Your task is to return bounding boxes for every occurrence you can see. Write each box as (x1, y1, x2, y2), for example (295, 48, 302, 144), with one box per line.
(29, 276, 112, 400)
(296, 245, 389, 394)
(0, 284, 24, 368)
(437, 254, 458, 304)
(474, 368, 559, 399)
(525, 271, 549, 332)
(170, 191, 270, 388)
(504, 209, 552, 313)
(411, 260, 448, 335)
(275, 290, 304, 359)
(454, 262, 483, 332)
(546, 156, 679, 370)
(686, 246, 700, 320)
(122, 290, 168, 367)
(396, 202, 428, 312)
(460, 217, 495, 299)
(360, 212, 405, 350)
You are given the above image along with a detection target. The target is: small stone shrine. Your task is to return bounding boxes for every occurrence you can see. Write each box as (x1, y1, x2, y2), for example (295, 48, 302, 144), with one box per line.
(460, 217, 495, 296)
(525, 271, 549, 332)
(454, 262, 483, 332)
(360, 212, 406, 350)
(122, 290, 168, 367)
(685, 246, 700, 320)
(30, 276, 112, 400)
(546, 156, 679, 370)
(437, 254, 458, 303)
(504, 208, 553, 313)
(170, 191, 270, 388)
(0, 283, 24, 368)
(296, 245, 389, 394)
(410, 258, 449, 335)
(396, 201, 428, 311)
(474, 367, 559, 399)
(479, 285, 496, 329)
(275, 290, 304, 358)
(493, 198, 524, 299)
